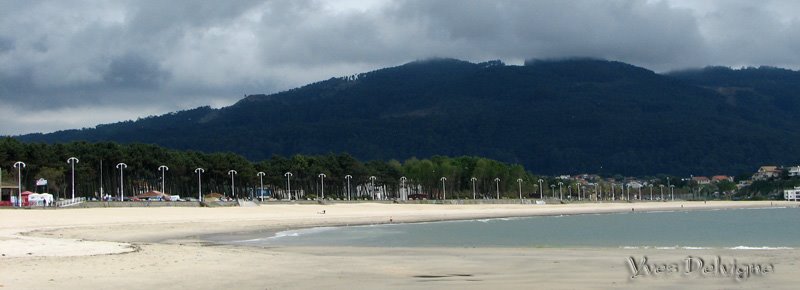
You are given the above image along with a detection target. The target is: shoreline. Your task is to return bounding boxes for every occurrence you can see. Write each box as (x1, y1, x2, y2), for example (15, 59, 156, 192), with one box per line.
(2, 200, 793, 253)
(1, 201, 798, 289)
(209, 205, 799, 251)
(204, 202, 798, 248)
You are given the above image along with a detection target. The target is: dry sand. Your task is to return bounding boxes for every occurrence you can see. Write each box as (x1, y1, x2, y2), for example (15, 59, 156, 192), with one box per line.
(0, 201, 797, 289)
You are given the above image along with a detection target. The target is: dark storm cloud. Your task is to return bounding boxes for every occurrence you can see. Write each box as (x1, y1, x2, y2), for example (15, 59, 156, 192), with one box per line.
(387, 0, 708, 68)
(121, 0, 266, 43)
(1, 0, 799, 135)
(692, 0, 800, 67)
(103, 53, 170, 89)
(253, 0, 706, 68)
(0, 36, 14, 53)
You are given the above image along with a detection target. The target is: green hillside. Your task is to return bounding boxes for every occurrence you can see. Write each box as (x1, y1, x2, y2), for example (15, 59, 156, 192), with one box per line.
(16, 59, 800, 175)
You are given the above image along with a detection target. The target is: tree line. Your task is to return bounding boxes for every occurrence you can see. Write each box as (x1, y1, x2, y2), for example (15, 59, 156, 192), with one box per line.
(0, 138, 544, 200)
(4, 138, 790, 201)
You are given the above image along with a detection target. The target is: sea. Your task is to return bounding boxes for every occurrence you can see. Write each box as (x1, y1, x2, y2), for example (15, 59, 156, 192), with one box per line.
(215, 207, 799, 249)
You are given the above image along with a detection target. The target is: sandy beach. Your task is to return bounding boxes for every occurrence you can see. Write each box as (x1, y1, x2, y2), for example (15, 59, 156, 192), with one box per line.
(1, 201, 797, 289)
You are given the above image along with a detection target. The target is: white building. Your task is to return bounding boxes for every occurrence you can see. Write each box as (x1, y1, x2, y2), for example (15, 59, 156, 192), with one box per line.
(753, 166, 780, 180)
(784, 187, 800, 201)
(788, 166, 800, 177)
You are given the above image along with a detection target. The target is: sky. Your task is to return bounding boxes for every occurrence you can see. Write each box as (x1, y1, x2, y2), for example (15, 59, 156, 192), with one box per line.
(2, 0, 800, 135)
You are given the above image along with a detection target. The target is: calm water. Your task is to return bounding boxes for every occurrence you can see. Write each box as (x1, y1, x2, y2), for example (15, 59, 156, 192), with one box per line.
(221, 207, 800, 248)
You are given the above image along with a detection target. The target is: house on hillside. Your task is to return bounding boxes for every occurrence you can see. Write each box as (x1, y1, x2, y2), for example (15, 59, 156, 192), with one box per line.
(692, 176, 711, 185)
(753, 166, 781, 180)
(573, 174, 600, 181)
(737, 180, 751, 189)
(711, 175, 734, 183)
(788, 166, 800, 177)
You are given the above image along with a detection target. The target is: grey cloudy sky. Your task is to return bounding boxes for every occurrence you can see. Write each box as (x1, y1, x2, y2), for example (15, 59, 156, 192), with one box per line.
(2, 0, 800, 135)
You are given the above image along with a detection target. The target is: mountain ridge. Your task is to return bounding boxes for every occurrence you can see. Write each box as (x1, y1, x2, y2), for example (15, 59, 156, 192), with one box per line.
(14, 58, 800, 176)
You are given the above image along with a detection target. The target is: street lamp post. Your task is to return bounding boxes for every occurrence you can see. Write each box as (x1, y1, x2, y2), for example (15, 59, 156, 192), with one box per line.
(158, 165, 169, 194)
(626, 184, 631, 201)
(284, 172, 293, 200)
(516, 178, 523, 200)
(440, 177, 447, 200)
(318, 173, 326, 200)
(567, 185, 572, 200)
(99, 160, 104, 200)
(116, 163, 127, 201)
(13, 161, 25, 207)
(538, 179, 544, 200)
(638, 186, 642, 200)
(345, 175, 352, 200)
(470, 177, 477, 199)
(228, 170, 238, 199)
(195, 168, 204, 201)
(670, 185, 675, 201)
(558, 182, 564, 200)
(369, 176, 377, 200)
(494, 178, 500, 199)
(400, 176, 407, 200)
(67, 157, 79, 202)
(257, 172, 265, 201)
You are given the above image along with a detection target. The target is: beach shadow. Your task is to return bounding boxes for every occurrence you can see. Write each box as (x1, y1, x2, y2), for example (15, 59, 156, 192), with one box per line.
(413, 273, 478, 282)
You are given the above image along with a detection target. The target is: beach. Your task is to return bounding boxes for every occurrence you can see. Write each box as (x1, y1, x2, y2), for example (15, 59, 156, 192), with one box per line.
(1, 201, 797, 289)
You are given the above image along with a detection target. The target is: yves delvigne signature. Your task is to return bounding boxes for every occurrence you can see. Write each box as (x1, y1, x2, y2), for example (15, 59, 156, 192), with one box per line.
(627, 256, 774, 281)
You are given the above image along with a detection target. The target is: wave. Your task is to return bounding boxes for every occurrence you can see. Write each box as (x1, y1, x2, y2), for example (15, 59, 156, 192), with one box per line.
(620, 245, 790, 250)
(268, 227, 337, 240)
(620, 246, 712, 250)
(473, 217, 524, 223)
(727, 246, 793, 250)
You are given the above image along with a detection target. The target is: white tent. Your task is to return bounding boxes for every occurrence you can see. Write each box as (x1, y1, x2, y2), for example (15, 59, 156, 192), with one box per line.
(28, 193, 54, 206)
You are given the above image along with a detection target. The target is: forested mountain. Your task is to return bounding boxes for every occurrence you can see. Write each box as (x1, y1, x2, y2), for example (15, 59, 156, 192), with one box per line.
(15, 59, 800, 176)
